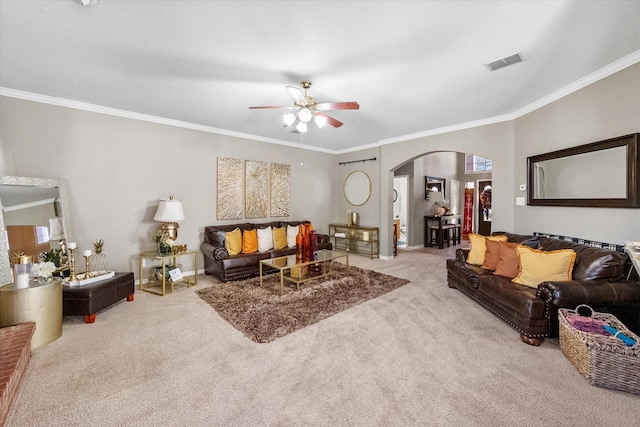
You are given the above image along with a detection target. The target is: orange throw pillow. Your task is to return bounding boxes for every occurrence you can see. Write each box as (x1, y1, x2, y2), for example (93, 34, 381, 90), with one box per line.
(481, 239, 501, 271)
(493, 242, 520, 279)
(242, 229, 258, 254)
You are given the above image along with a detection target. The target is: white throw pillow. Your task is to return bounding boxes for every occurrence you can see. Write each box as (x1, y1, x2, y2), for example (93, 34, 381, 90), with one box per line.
(287, 224, 299, 247)
(257, 226, 274, 252)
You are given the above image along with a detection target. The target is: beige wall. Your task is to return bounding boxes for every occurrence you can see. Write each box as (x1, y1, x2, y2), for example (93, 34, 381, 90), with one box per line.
(0, 97, 336, 274)
(512, 63, 640, 243)
(1, 61, 638, 268)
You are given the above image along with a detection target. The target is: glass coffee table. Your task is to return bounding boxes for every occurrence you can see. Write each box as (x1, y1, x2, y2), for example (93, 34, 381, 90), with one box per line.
(259, 250, 349, 294)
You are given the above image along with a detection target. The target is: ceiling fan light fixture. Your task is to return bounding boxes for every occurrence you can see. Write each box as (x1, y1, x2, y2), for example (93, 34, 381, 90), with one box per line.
(283, 113, 296, 127)
(298, 108, 313, 123)
(295, 121, 308, 133)
(314, 114, 327, 128)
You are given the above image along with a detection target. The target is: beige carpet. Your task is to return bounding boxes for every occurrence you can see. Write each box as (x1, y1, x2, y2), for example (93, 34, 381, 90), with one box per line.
(6, 246, 640, 426)
(196, 264, 410, 343)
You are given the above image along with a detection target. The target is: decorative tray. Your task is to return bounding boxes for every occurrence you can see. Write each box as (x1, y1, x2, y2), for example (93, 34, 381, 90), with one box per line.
(64, 271, 115, 287)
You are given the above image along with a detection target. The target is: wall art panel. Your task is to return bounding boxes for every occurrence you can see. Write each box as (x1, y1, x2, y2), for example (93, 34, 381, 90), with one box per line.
(216, 157, 243, 220)
(245, 160, 268, 218)
(270, 163, 290, 217)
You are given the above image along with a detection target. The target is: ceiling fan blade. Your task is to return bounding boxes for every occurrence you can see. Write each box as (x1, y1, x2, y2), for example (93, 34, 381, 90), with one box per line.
(316, 101, 360, 111)
(316, 112, 343, 128)
(286, 86, 306, 104)
(248, 105, 296, 110)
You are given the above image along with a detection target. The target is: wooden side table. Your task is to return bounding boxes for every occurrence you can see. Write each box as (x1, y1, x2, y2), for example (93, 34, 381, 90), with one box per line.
(138, 250, 198, 296)
(0, 278, 62, 348)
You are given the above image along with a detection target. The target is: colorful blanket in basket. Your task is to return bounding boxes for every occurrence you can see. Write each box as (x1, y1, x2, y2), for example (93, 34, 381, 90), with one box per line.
(566, 314, 609, 335)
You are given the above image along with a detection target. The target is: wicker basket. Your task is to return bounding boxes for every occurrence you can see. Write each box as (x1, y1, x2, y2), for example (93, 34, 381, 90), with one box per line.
(558, 305, 640, 395)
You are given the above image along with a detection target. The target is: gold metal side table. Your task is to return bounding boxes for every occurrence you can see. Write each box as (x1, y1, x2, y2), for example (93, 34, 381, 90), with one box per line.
(0, 278, 63, 349)
(138, 250, 198, 296)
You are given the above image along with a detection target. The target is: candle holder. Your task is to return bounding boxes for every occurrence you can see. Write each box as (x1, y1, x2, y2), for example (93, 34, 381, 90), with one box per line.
(67, 247, 80, 282)
(83, 254, 93, 279)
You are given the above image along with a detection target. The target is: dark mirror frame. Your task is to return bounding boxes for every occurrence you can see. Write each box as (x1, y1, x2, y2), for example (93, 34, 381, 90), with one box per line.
(425, 176, 446, 200)
(527, 133, 639, 208)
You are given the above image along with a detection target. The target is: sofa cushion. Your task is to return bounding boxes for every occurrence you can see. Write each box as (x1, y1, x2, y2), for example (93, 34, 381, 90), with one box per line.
(446, 258, 493, 290)
(478, 275, 546, 319)
(242, 228, 258, 254)
(287, 224, 299, 247)
(467, 234, 508, 265)
(257, 226, 273, 252)
(493, 242, 520, 279)
(513, 246, 576, 288)
(221, 252, 271, 270)
(226, 228, 242, 256)
(273, 227, 287, 249)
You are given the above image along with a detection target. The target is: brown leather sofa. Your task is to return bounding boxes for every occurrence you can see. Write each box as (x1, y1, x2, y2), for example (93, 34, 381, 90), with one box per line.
(446, 232, 640, 345)
(201, 221, 332, 282)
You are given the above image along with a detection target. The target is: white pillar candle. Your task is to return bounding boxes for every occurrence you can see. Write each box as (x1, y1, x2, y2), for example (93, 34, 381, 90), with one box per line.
(83, 250, 92, 257)
(16, 273, 29, 289)
(67, 242, 77, 249)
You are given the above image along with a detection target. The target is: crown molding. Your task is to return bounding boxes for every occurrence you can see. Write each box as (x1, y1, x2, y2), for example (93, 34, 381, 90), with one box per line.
(2, 50, 638, 155)
(0, 88, 335, 154)
(377, 50, 640, 146)
(511, 49, 640, 119)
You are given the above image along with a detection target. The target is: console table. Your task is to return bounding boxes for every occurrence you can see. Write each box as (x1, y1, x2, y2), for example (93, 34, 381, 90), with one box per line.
(424, 215, 461, 249)
(329, 224, 379, 259)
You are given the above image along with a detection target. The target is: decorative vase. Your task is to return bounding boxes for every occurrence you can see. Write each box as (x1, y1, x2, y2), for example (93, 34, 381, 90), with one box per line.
(296, 226, 304, 261)
(302, 224, 311, 262)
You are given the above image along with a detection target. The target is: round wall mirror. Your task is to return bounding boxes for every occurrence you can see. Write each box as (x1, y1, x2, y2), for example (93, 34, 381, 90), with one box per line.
(343, 171, 371, 206)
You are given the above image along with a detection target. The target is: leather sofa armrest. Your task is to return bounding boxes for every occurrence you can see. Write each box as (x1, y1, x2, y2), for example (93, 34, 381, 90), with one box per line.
(201, 242, 229, 260)
(536, 279, 640, 308)
(455, 248, 470, 262)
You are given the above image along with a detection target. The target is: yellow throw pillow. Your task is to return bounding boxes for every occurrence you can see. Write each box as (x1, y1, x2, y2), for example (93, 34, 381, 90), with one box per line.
(513, 246, 577, 288)
(242, 229, 258, 254)
(467, 234, 508, 266)
(225, 227, 242, 256)
(273, 227, 287, 250)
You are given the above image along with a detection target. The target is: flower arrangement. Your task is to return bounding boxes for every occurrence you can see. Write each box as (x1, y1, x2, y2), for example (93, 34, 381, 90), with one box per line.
(32, 261, 57, 281)
(154, 230, 175, 247)
(39, 248, 62, 267)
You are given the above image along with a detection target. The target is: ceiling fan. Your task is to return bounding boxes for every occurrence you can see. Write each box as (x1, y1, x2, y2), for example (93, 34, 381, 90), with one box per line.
(249, 81, 359, 133)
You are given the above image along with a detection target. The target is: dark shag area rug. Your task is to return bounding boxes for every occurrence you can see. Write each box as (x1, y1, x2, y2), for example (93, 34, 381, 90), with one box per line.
(196, 263, 410, 343)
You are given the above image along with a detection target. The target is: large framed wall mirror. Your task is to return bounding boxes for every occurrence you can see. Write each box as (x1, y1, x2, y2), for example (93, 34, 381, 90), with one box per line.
(527, 133, 639, 208)
(344, 171, 372, 206)
(0, 176, 75, 285)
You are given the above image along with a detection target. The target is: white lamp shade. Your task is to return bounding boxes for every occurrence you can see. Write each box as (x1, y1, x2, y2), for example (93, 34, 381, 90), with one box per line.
(153, 198, 185, 222)
(49, 217, 65, 240)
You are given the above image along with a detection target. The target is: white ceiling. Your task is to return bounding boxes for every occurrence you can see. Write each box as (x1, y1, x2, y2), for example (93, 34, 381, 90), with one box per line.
(1, 1, 639, 153)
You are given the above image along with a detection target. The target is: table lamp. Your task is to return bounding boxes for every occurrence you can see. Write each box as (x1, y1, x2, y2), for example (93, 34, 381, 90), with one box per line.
(153, 196, 185, 240)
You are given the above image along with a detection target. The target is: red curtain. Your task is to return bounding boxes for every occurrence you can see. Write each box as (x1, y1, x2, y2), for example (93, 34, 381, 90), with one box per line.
(463, 188, 474, 239)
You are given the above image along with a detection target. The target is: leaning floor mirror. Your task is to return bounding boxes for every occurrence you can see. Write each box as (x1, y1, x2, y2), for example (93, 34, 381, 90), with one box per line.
(0, 176, 75, 286)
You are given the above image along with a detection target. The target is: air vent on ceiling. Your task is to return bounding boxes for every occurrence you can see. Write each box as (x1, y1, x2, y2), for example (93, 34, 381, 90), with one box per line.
(484, 52, 525, 72)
